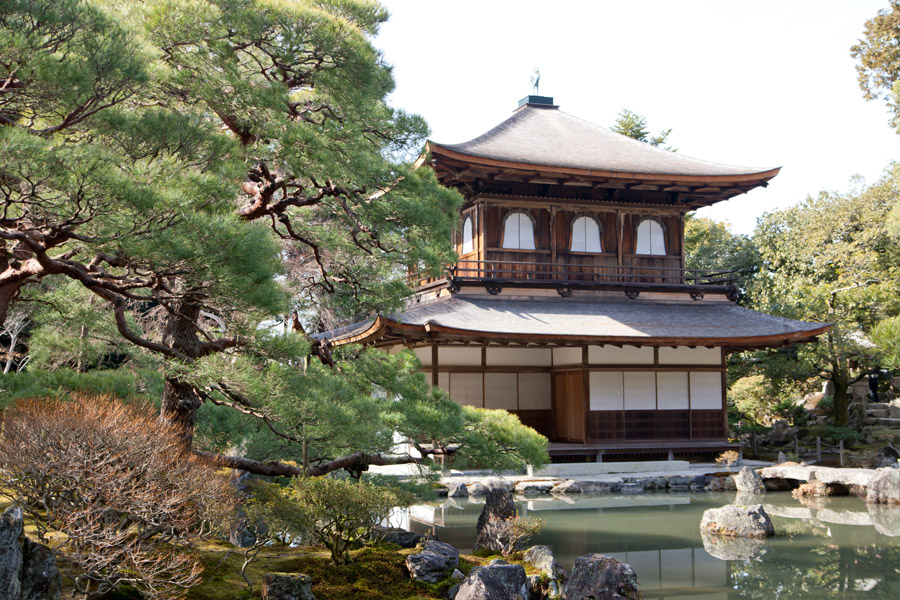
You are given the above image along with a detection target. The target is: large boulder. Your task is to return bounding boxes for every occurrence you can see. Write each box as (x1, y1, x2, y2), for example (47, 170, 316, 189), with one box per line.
(473, 488, 517, 554)
(733, 467, 765, 495)
(514, 480, 556, 495)
(20, 539, 61, 600)
(551, 480, 583, 495)
(448, 482, 469, 498)
(406, 540, 459, 583)
(0, 506, 61, 600)
(523, 545, 566, 581)
(866, 467, 900, 504)
(768, 420, 798, 445)
(562, 554, 640, 600)
(454, 567, 521, 600)
(0, 506, 24, 600)
(468, 483, 491, 496)
(700, 504, 774, 538)
(261, 573, 315, 600)
(700, 530, 768, 561)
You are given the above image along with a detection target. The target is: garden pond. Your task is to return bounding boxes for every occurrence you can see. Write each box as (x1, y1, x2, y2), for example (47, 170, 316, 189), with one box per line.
(398, 491, 900, 599)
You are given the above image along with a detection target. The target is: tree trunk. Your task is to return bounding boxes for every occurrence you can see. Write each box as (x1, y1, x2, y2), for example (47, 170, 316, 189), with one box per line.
(833, 379, 851, 426)
(0, 281, 24, 328)
(159, 298, 203, 445)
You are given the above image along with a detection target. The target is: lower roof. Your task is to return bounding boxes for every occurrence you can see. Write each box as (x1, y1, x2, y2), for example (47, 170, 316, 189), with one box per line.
(320, 294, 830, 349)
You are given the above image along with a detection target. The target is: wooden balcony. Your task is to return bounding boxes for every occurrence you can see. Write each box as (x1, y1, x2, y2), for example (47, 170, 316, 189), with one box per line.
(440, 259, 741, 298)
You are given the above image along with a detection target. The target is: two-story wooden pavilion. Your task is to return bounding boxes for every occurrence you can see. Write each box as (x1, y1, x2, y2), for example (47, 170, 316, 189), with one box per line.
(322, 95, 830, 461)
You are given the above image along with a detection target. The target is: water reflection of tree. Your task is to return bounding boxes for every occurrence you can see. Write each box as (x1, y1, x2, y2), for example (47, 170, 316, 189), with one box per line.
(729, 529, 900, 598)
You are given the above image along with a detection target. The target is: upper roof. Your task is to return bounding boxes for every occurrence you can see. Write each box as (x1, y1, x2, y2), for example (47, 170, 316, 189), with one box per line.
(430, 103, 778, 181)
(319, 294, 830, 350)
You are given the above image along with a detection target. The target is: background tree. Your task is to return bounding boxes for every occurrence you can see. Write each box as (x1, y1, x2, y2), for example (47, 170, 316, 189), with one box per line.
(852, 0, 900, 131)
(742, 170, 900, 425)
(611, 108, 675, 150)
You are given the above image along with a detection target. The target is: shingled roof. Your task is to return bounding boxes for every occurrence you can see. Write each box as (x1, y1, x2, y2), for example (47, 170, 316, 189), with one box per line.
(321, 294, 830, 349)
(428, 103, 779, 183)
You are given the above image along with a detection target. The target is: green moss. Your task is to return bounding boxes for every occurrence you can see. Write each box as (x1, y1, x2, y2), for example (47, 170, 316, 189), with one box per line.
(189, 542, 455, 600)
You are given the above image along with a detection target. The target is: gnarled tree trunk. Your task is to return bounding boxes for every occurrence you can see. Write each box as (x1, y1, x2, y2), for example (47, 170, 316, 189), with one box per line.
(159, 298, 203, 445)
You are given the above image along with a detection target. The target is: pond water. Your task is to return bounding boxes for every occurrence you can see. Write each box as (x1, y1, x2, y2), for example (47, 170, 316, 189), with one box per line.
(401, 492, 900, 599)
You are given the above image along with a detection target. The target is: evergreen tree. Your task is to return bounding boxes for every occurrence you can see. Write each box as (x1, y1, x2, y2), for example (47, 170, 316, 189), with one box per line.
(611, 108, 675, 150)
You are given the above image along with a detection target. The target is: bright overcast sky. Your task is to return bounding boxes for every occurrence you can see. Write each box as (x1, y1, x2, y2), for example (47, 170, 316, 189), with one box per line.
(375, 0, 900, 235)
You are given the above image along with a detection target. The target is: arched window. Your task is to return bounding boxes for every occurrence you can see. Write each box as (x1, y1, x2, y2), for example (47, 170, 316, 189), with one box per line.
(635, 219, 666, 256)
(461, 215, 474, 255)
(501, 212, 536, 250)
(570, 216, 602, 253)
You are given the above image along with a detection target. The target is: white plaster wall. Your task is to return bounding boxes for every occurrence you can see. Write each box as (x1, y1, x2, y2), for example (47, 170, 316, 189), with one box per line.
(552, 346, 582, 366)
(657, 372, 689, 409)
(449, 372, 484, 407)
(484, 373, 518, 410)
(412, 346, 431, 367)
(439, 346, 482, 366)
(689, 372, 723, 409)
(624, 371, 657, 410)
(590, 371, 624, 410)
(518, 373, 551, 409)
(658, 346, 721, 365)
(438, 372, 450, 394)
(486, 347, 552, 367)
(589, 345, 654, 364)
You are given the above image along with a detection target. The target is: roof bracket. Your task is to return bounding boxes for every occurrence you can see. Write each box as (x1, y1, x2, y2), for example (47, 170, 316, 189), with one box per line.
(557, 287, 572, 297)
(690, 291, 704, 301)
(625, 290, 640, 300)
(486, 284, 503, 295)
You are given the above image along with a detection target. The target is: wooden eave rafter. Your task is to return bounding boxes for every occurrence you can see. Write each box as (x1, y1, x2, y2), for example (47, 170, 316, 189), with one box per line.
(428, 143, 779, 207)
(328, 316, 832, 351)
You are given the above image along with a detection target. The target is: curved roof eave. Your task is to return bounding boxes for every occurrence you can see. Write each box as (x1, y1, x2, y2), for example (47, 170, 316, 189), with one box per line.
(427, 141, 782, 186)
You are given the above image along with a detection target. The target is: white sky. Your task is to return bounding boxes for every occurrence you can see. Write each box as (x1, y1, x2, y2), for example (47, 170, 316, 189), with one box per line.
(375, 0, 900, 235)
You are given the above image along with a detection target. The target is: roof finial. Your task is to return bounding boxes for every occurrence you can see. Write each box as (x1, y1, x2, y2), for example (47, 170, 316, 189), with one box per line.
(530, 67, 541, 95)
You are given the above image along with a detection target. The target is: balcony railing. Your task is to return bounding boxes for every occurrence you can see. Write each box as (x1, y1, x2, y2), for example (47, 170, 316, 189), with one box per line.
(438, 259, 741, 297)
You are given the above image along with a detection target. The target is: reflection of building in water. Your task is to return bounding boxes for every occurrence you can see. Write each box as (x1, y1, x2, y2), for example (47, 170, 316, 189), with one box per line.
(407, 496, 730, 599)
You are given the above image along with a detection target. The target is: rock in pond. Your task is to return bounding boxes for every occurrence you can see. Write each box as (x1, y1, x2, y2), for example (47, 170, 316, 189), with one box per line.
(21, 538, 61, 600)
(700, 530, 767, 561)
(373, 526, 425, 548)
(700, 504, 774, 538)
(468, 482, 490, 496)
(562, 553, 640, 600)
(551, 479, 583, 495)
(406, 540, 460, 583)
(262, 573, 315, 600)
(867, 467, 900, 504)
(734, 467, 766, 495)
(473, 488, 517, 554)
(448, 482, 469, 498)
(514, 480, 556, 495)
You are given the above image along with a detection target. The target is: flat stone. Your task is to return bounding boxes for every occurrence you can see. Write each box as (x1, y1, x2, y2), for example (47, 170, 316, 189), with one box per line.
(815, 468, 877, 487)
(868, 504, 900, 536)
(514, 480, 556, 495)
(550, 479, 583, 495)
(619, 483, 644, 494)
(563, 553, 641, 600)
(579, 480, 623, 493)
(700, 504, 775, 538)
(760, 466, 819, 482)
(406, 540, 460, 583)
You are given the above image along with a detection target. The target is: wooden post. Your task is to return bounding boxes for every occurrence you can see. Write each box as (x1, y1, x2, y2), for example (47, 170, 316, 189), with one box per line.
(596, 451, 603, 463)
(794, 437, 799, 458)
(816, 436, 821, 462)
(839, 439, 844, 467)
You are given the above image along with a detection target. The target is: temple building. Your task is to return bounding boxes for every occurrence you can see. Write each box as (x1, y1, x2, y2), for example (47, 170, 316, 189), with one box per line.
(323, 95, 830, 461)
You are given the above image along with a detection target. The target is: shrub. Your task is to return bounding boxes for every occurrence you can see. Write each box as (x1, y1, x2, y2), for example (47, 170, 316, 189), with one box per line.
(498, 515, 544, 558)
(288, 476, 401, 565)
(828, 425, 862, 445)
(0, 394, 236, 600)
(716, 450, 740, 470)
